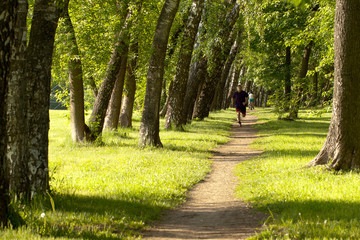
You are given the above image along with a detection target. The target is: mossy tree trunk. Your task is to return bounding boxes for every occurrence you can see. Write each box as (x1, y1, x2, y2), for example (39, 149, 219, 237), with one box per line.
(309, 0, 360, 170)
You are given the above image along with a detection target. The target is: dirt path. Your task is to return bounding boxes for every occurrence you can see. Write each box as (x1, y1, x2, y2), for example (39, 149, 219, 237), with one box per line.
(142, 114, 266, 239)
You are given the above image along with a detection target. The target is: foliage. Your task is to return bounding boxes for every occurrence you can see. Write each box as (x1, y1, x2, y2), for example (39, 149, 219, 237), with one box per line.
(240, 0, 335, 111)
(3, 109, 233, 239)
(236, 108, 360, 239)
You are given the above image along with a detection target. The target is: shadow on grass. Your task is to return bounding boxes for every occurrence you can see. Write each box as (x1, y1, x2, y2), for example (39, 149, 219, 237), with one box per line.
(259, 199, 360, 239)
(43, 193, 167, 240)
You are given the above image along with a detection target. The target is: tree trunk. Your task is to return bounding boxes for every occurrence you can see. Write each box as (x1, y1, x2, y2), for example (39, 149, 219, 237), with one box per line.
(88, 9, 131, 141)
(63, 8, 86, 142)
(6, 0, 29, 196)
(192, 3, 240, 120)
(89, 77, 98, 98)
(165, 0, 204, 130)
(224, 65, 240, 109)
(309, 0, 360, 170)
(284, 46, 291, 110)
(160, 80, 173, 118)
(213, 34, 240, 111)
(25, 0, 62, 195)
(119, 42, 138, 128)
(288, 41, 313, 119)
(181, 54, 207, 124)
(221, 63, 234, 109)
(0, 0, 17, 225)
(104, 53, 128, 130)
(139, 0, 180, 147)
(308, 71, 319, 106)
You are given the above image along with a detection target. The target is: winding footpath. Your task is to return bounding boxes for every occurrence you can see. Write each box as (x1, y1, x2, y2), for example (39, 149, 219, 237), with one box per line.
(142, 114, 266, 239)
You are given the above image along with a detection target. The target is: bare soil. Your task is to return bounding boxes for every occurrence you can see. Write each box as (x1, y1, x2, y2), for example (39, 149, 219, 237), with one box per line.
(142, 113, 267, 239)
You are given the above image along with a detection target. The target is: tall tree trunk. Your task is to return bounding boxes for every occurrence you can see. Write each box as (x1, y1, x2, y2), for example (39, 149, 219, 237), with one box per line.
(89, 77, 98, 98)
(213, 32, 240, 111)
(288, 41, 313, 119)
(309, 71, 319, 106)
(139, 0, 180, 147)
(119, 42, 138, 128)
(309, 0, 360, 170)
(160, 80, 173, 118)
(165, 0, 204, 130)
(7, 0, 29, 196)
(224, 64, 240, 109)
(63, 7, 86, 142)
(88, 8, 131, 141)
(284, 46, 292, 111)
(25, 0, 62, 195)
(0, 0, 17, 225)
(181, 54, 207, 124)
(104, 53, 128, 130)
(192, 3, 240, 120)
(221, 63, 234, 109)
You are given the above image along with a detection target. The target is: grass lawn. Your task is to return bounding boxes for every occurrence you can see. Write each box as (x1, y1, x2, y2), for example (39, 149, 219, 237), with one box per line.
(1, 109, 234, 239)
(236, 108, 360, 239)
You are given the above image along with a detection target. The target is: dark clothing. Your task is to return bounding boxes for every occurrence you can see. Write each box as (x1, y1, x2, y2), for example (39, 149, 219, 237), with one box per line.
(233, 90, 248, 114)
(233, 90, 248, 107)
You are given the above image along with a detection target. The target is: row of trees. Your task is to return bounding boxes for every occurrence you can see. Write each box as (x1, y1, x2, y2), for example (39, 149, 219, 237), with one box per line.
(1, 0, 360, 227)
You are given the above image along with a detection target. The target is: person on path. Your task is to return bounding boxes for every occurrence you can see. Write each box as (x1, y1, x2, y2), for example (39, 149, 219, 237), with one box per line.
(249, 92, 254, 110)
(232, 85, 248, 126)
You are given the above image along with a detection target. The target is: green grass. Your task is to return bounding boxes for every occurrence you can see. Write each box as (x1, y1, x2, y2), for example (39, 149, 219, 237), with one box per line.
(236, 108, 360, 239)
(1, 109, 234, 239)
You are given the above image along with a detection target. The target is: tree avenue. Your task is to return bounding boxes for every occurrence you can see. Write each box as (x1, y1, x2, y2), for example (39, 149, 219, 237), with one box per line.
(2, 0, 360, 230)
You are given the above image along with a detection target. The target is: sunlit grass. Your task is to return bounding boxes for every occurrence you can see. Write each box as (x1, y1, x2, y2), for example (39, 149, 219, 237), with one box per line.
(236, 108, 360, 239)
(2, 109, 234, 239)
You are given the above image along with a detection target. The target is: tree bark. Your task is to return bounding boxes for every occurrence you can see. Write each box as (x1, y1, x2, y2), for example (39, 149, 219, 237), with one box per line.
(284, 46, 292, 110)
(88, 9, 131, 140)
(192, 3, 240, 120)
(224, 64, 241, 109)
(309, 0, 360, 170)
(288, 41, 313, 119)
(119, 42, 138, 128)
(89, 77, 98, 98)
(25, 0, 62, 195)
(0, 0, 17, 225)
(6, 0, 29, 196)
(139, 0, 180, 147)
(63, 7, 86, 142)
(165, 0, 205, 130)
(160, 80, 173, 118)
(104, 53, 128, 130)
(181, 54, 207, 124)
(213, 32, 240, 111)
(308, 71, 319, 106)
